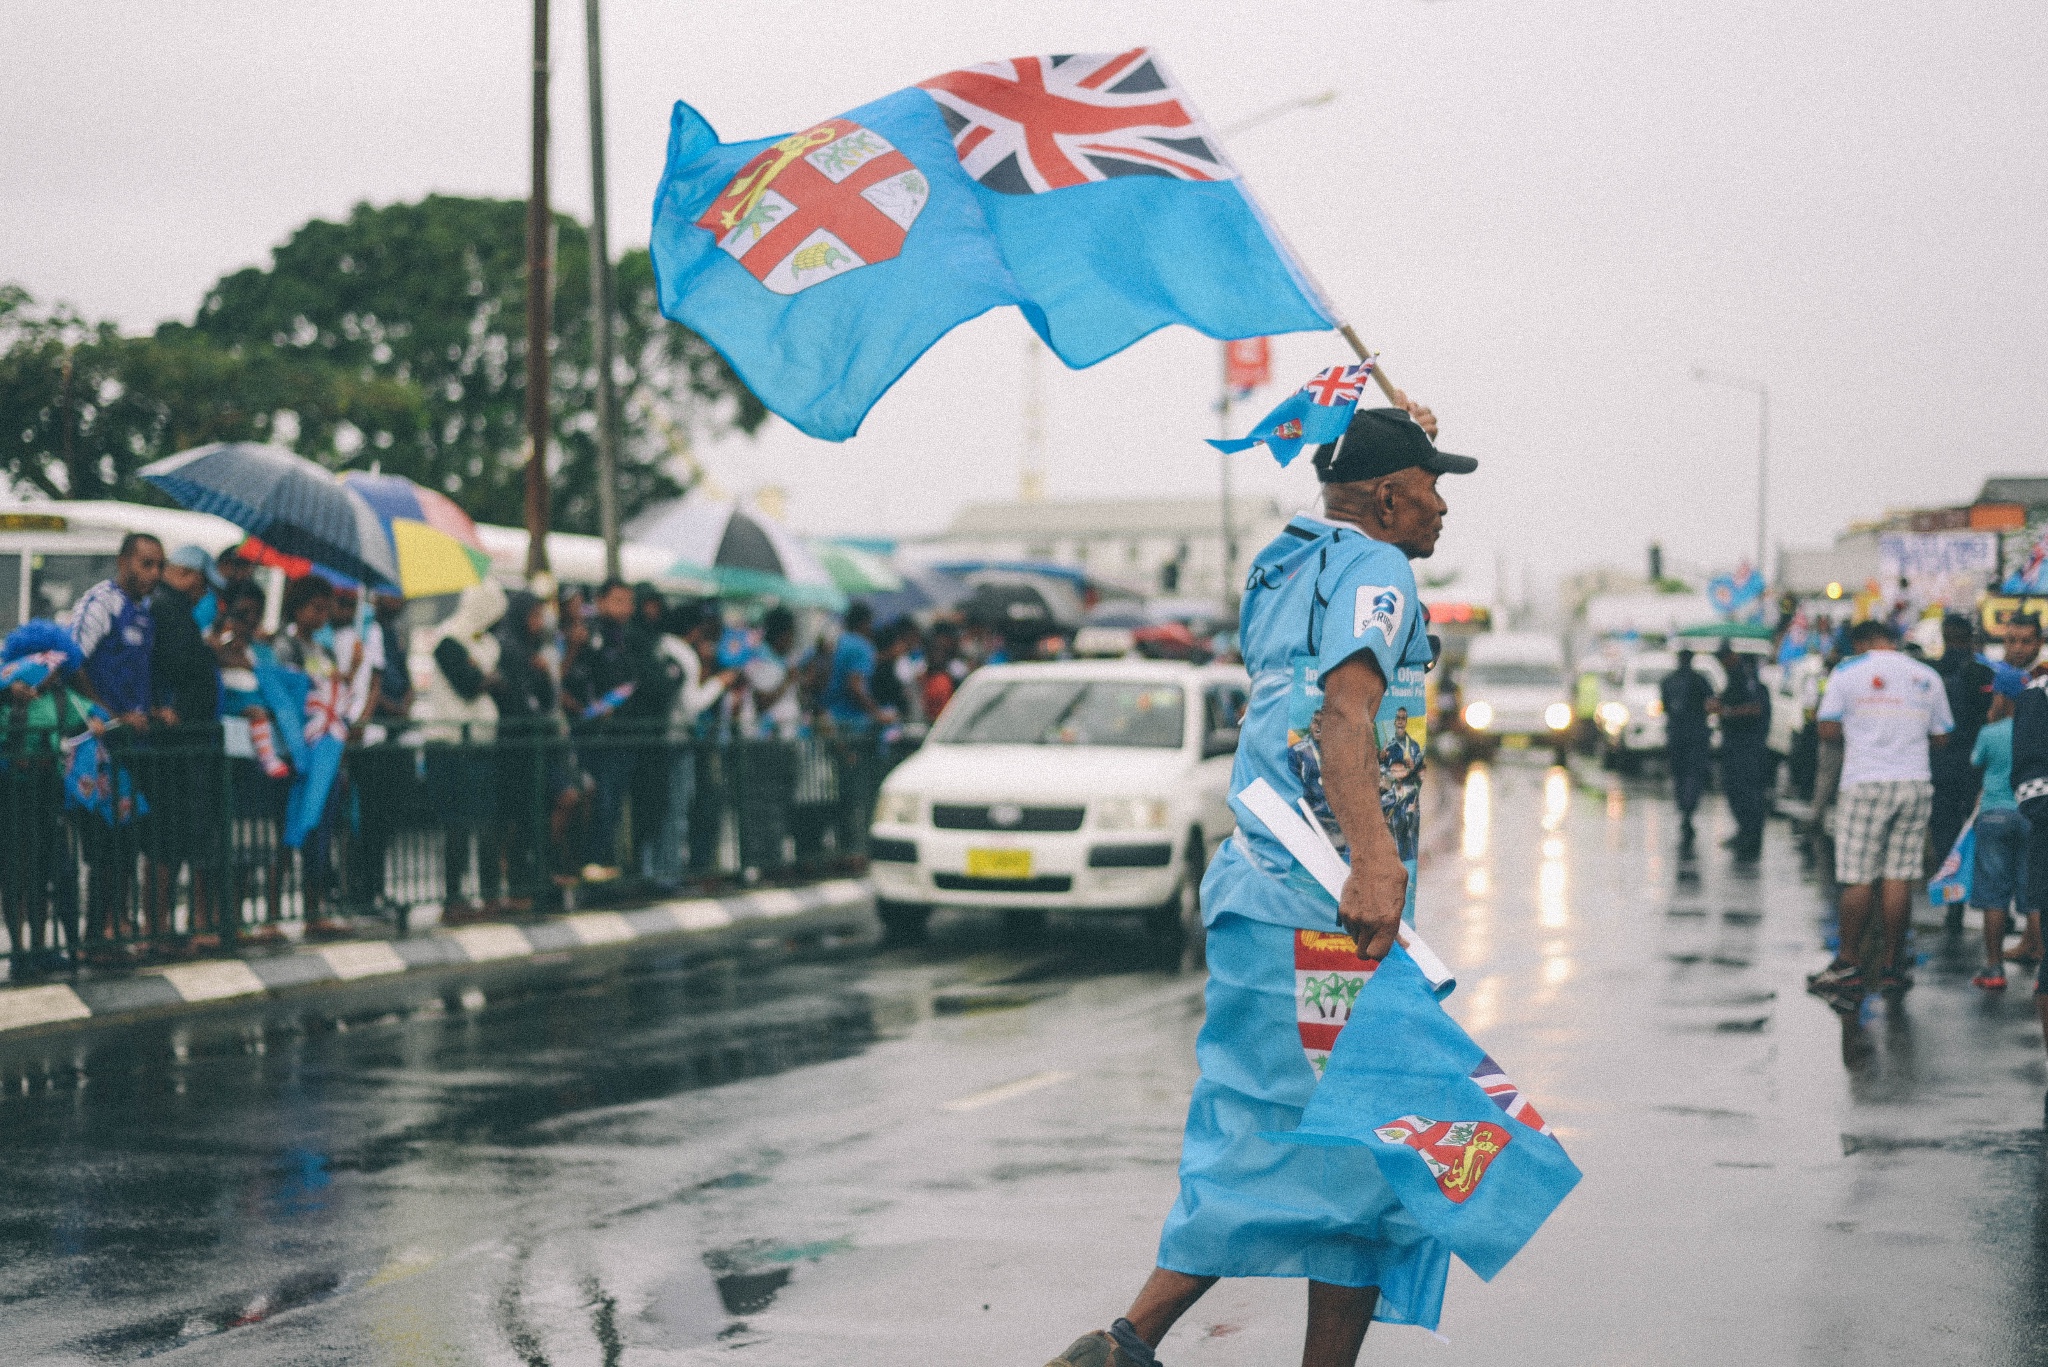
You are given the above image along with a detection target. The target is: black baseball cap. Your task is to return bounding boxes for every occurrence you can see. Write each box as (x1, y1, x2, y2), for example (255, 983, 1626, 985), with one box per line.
(1312, 407, 1478, 484)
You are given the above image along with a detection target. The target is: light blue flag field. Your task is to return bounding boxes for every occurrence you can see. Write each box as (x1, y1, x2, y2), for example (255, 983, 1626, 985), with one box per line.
(650, 49, 1337, 440)
(1267, 946, 1583, 1282)
(1208, 361, 1376, 466)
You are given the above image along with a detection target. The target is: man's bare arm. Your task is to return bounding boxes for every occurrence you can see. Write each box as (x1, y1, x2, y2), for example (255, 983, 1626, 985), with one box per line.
(1318, 653, 1406, 962)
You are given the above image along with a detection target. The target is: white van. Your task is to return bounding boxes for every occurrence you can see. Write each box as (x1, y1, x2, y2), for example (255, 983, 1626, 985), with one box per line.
(1456, 631, 1572, 755)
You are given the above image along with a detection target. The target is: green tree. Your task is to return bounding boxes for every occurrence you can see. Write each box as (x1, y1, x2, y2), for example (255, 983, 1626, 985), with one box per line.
(188, 195, 764, 530)
(0, 285, 421, 501)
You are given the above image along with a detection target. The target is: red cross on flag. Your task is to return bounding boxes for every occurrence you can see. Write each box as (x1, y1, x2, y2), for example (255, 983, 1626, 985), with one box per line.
(696, 118, 932, 295)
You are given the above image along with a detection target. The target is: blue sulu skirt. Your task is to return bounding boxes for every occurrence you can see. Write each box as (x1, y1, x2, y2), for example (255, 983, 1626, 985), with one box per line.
(1155, 846, 1451, 1329)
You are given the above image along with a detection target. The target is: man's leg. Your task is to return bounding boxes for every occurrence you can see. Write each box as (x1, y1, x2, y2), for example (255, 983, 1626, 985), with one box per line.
(1981, 905, 2009, 975)
(1877, 877, 1914, 973)
(1119, 1269, 1217, 1348)
(1304, 1283, 1381, 1367)
(1836, 882, 1875, 970)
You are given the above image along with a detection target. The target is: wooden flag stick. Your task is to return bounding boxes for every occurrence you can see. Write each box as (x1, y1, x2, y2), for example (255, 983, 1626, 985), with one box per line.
(1338, 323, 1402, 404)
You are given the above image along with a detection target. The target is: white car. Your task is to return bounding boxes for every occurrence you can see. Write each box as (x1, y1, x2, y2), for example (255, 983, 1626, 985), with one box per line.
(1457, 632, 1574, 755)
(1596, 651, 1726, 769)
(868, 660, 1248, 946)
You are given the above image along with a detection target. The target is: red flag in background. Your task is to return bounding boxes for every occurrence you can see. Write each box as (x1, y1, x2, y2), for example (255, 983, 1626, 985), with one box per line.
(1225, 336, 1271, 395)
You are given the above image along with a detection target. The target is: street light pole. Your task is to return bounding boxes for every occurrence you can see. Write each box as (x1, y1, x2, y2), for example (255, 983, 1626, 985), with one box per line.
(522, 0, 553, 580)
(1692, 367, 1770, 579)
(1214, 89, 1337, 616)
(1217, 352, 1236, 610)
(583, 0, 622, 580)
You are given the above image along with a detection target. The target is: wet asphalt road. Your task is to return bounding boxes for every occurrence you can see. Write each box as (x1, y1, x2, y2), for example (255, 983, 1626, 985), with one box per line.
(3, 759, 2045, 1366)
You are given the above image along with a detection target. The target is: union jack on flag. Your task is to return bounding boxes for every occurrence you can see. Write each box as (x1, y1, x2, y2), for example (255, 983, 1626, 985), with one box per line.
(1470, 1053, 1553, 1136)
(1303, 364, 1373, 407)
(919, 49, 1231, 195)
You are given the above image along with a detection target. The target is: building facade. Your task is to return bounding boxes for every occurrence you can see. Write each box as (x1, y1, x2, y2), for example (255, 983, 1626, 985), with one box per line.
(917, 496, 1292, 602)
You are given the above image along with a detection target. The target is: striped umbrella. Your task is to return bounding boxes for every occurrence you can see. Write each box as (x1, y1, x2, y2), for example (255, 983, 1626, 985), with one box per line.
(138, 442, 400, 591)
(341, 472, 493, 598)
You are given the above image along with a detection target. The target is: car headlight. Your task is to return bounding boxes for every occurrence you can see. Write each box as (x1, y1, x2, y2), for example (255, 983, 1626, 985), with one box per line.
(1544, 702, 1573, 731)
(875, 790, 922, 826)
(1596, 701, 1630, 733)
(1462, 700, 1494, 730)
(1095, 797, 1169, 831)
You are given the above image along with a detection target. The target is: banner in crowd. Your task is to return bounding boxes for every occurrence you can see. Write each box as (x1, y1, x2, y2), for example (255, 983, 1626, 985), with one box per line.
(1879, 531, 1999, 610)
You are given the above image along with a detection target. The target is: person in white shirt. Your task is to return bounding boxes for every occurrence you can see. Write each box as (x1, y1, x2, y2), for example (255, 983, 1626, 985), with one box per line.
(1806, 619, 1955, 1004)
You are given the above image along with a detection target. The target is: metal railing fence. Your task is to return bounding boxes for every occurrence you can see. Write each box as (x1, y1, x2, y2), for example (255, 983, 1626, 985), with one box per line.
(0, 715, 910, 976)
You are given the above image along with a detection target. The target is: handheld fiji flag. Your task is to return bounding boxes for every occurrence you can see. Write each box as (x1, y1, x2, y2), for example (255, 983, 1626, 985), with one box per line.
(1207, 361, 1375, 466)
(1268, 946, 1582, 1280)
(1928, 804, 1975, 906)
(580, 682, 637, 722)
(650, 49, 1337, 441)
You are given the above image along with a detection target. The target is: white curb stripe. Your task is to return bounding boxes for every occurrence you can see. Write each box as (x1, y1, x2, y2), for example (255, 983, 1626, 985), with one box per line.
(563, 912, 637, 946)
(318, 942, 409, 981)
(447, 925, 534, 962)
(0, 984, 92, 1031)
(745, 889, 806, 918)
(668, 901, 733, 931)
(158, 961, 269, 1003)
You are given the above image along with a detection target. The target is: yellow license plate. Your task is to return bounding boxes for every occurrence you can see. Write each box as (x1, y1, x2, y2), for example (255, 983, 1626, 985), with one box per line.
(1501, 734, 1530, 749)
(966, 848, 1033, 879)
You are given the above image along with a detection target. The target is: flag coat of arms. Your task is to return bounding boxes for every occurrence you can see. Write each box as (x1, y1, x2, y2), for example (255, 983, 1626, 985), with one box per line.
(651, 49, 1336, 441)
(1209, 361, 1375, 466)
(1267, 946, 1582, 1281)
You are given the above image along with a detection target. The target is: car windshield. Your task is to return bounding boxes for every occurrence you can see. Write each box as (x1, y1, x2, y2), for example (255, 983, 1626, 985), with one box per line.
(932, 679, 1186, 749)
(1465, 663, 1564, 690)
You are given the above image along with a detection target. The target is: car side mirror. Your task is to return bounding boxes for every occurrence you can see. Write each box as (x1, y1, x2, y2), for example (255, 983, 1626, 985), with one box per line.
(1202, 727, 1239, 759)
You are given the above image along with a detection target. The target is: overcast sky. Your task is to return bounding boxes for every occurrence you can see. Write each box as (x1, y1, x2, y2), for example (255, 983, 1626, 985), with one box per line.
(8, 0, 2045, 600)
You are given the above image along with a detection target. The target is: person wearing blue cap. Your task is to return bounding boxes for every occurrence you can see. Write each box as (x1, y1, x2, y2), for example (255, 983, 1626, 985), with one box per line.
(1045, 394, 1479, 1367)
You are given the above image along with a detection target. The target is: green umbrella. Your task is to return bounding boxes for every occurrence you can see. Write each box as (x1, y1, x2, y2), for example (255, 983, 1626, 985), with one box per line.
(809, 539, 904, 595)
(1675, 621, 1773, 639)
(665, 557, 849, 611)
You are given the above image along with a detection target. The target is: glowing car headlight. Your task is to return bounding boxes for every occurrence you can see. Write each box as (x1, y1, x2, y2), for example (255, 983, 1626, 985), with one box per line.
(1462, 701, 1494, 731)
(1544, 702, 1574, 731)
(875, 790, 922, 826)
(1095, 797, 1169, 831)
(1596, 701, 1630, 733)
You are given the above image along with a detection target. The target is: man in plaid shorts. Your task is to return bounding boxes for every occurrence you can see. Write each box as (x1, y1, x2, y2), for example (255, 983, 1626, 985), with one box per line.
(1807, 620, 1954, 1005)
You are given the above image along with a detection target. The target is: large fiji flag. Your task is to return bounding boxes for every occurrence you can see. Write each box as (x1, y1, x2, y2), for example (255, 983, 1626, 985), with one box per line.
(650, 48, 1336, 440)
(1267, 947, 1582, 1281)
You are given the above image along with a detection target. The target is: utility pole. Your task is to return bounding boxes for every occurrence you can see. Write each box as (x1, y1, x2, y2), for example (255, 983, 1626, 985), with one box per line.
(1020, 337, 1045, 503)
(1217, 348, 1237, 612)
(583, 0, 622, 580)
(522, 0, 553, 580)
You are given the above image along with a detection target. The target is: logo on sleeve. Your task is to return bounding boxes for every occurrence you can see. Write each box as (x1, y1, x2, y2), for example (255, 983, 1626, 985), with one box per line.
(1354, 585, 1404, 644)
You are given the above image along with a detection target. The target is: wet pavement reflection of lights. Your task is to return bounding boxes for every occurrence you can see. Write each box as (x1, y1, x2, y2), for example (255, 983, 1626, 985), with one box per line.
(1461, 764, 1492, 860)
(1464, 867, 1489, 898)
(1541, 766, 1571, 832)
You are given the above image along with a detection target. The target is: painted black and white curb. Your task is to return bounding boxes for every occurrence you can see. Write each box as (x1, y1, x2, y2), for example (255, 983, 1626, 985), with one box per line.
(0, 880, 873, 1038)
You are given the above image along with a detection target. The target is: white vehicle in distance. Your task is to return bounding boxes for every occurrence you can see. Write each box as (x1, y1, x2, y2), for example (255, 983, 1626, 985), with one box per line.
(867, 660, 1247, 947)
(1457, 631, 1573, 757)
(1595, 650, 1726, 772)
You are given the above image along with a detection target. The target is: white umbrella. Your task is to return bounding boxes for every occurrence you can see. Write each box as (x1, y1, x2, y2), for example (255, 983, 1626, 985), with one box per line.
(625, 494, 842, 606)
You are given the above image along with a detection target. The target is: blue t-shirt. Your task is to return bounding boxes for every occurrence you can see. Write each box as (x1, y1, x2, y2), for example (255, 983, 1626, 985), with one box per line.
(823, 630, 878, 727)
(1973, 717, 2016, 812)
(1223, 515, 1432, 927)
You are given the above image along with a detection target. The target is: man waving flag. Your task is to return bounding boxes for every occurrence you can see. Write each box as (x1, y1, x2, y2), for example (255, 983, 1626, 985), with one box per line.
(650, 49, 1336, 440)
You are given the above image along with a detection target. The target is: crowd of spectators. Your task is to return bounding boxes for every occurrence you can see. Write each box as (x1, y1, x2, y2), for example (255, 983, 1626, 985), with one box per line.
(0, 534, 1040, 968)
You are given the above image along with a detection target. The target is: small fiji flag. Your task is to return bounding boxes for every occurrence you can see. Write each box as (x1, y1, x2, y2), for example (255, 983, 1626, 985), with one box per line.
(1266, 945, 1582, 1281)
(1208, 360, 1375, 466)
